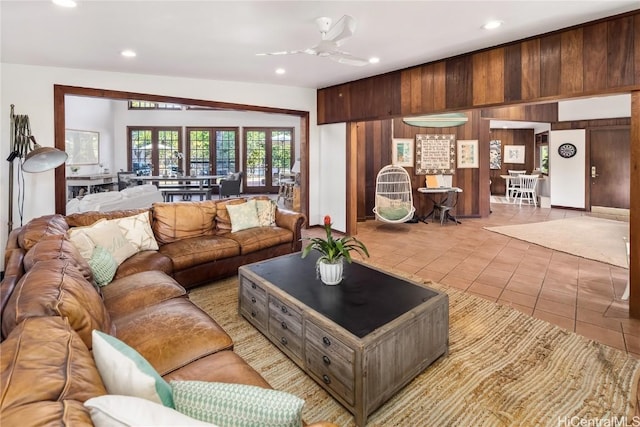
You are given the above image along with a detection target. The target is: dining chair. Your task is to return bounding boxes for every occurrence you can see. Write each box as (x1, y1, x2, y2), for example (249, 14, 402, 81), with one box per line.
(433, 189, 459, 225)
(518, 174, 539, 206)
(507, 170, 526, 200)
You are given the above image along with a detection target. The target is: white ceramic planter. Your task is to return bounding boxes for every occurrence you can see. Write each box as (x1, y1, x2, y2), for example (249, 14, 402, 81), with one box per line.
(317, 259, 343, 285)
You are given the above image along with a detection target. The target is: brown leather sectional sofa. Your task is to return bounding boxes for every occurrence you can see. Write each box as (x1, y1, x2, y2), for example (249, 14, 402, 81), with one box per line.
(0, 198, 337, 426)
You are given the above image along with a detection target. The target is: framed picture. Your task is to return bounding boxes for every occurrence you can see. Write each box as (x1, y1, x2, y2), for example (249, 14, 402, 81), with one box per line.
(457, 139, 479, 168)
(66, 129, 100, 165)
(489, 140, 501, 169)
(504, 145, 525, 164)
(415, 134, 456, 175)
(391, 138, 414, 167)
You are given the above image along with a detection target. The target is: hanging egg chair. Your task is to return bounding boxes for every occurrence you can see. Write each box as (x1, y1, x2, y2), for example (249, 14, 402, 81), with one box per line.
(372, 165, 416, 223)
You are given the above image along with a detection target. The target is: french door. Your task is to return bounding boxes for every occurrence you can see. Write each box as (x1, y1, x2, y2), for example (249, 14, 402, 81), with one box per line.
(243, 128, 294, 193)
(128, 127, 181, 176)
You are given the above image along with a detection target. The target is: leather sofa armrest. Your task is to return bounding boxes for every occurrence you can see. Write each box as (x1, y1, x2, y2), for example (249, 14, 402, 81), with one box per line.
(274, 208, 306, 252)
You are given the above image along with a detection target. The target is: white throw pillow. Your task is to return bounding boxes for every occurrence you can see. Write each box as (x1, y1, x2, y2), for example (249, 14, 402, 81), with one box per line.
(81, 220, 138, 265)
(109, 212, 159, 251)
(91, 330, 174, 408)
(226, 200, 260, 232)
(85, 395, 216, 427)
(255, 199, 277, 227)
(68, 222, 101, 260)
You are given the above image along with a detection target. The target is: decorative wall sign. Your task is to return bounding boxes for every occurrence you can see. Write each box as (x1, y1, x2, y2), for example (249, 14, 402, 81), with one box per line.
(504, 145, 525, 164)
(415, 134, 456, 175)
(457, 140, 479, 168)
(66, 129, 100, 165)
(558, 142, 577, 158)
(391, 138, 414, 167)
(489, 140, 501, 169)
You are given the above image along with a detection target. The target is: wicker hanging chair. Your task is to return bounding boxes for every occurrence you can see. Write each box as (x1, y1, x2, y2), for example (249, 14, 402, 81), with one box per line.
(372, 165, 416, 223)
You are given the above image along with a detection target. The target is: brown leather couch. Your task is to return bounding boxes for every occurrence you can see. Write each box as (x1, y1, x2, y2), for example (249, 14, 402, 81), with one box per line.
(0, 198, 337, 426)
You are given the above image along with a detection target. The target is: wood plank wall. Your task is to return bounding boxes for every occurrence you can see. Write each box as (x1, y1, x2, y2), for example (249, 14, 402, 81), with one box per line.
(318, 11, 639, 124)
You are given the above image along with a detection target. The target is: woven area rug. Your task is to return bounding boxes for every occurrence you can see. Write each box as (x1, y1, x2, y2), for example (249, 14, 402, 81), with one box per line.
(485, 216, 629, 268)
(189, 276, 640, 426)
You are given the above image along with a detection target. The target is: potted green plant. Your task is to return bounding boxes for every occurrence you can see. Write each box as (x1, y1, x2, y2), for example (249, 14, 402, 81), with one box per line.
(302, 215, 369, 285)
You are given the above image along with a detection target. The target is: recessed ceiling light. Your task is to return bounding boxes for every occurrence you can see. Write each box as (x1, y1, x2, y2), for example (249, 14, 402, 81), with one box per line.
(483, 20, 503, 30)
(121, 50, 137, 58)
(369, 57, 380, 64)
(275, 68, 286, 75)
(52, 0, 77, 7)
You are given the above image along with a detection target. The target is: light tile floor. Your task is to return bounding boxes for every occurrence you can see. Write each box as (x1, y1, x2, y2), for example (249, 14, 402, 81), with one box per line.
(303, 202, 638, 358)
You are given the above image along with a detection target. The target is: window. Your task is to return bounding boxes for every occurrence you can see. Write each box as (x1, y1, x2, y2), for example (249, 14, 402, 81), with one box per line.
(535, 132, 549, 175)
(128, 127, 182, 176)
(186, 127, 238, 176)
(128, 100, 183, 110)
(540, 145, 549, 174)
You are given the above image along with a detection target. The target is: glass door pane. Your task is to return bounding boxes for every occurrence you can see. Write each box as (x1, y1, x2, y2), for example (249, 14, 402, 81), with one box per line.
(245, 130, 267, 190)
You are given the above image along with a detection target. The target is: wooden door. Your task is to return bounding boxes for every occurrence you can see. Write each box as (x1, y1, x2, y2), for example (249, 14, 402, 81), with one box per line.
(589, 128, 630, 209)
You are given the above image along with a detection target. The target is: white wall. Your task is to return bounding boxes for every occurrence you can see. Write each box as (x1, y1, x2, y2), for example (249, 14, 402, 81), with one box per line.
(1, 63, 319, 270)
(549, 129, 586, 209)
(559, 94, 631, 121)
(318, 123, 347, 232)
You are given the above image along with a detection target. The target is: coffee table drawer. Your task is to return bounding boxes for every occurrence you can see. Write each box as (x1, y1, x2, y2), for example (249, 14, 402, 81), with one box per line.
(240, 279, 268, 329)
(306, 321, 354, 363)
(306, 342, 355, 406)
(268, 295, 303, 359)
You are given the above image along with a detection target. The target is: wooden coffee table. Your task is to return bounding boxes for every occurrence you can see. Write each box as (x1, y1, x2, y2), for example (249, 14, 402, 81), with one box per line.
(238, 252, 449, 426)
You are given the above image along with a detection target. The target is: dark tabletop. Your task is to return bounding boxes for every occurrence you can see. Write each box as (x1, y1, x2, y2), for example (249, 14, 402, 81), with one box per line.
(245, 252, 439, 338)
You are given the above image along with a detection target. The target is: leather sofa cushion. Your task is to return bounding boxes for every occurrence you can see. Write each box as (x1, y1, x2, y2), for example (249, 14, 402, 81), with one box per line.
(113, 297, 233, 376)
(17, 214, 68, 251)
(1, 259, 112, 349)
(215, 198, 247, 235)
(114, 250, 173, 280)
(65, 208, 150, 227)
(152, 200, 218, 244)
(102, 271, 186, 317)
(163, 350, 271, 389)
(0, 317, 106, 424)
(159, 236, 240, 270)
(23, 235, 94, 283)
(224, 226, 293, 255)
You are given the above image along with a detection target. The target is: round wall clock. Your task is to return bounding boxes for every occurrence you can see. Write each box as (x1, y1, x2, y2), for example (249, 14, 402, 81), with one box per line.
(558, 143, 577, 159)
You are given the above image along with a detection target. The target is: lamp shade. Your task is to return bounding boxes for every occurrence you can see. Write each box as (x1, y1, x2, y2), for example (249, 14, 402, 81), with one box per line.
(22, 146, 68, 173)
(291, 161, 300, 173)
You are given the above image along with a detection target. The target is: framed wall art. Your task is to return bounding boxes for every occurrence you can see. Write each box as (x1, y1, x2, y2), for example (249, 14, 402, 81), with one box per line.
(391, 138, 414, 167)
(66, 129, 100, 165)
(504, 145, 525, 164)
(489, 139, 501, 169)
(415, 134, 456, 175)
(457, 139, 479, 168)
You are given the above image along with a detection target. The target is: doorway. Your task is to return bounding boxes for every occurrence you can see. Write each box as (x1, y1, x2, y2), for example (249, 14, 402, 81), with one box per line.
(243, 128, 294, 194)
(589, 127, 630, 210)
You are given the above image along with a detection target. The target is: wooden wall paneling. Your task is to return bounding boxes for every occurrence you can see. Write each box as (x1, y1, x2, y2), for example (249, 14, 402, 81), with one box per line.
(504, 44, 522, 102)
(635, 15, 640, 85)
(400, 67, 423, 115)
(433, 62, 447, 111)
(473, 48, 505, 106)
(540, 33, 562, 97)
(630, 91, 639, 317)
(319, 84, 351, 124)
(345, 123, 364, 235)
(583, 22, 609, 91)
(481, 103, 558, 122)
(478, 115, 492, 218)
(608, 16, 636, 88)
(446, 56, 474, 109)
(520, 39, 541, 100)
(560, 29, 584, 95)
(349, 74, 401, 121)
(356, 122, 367, 222)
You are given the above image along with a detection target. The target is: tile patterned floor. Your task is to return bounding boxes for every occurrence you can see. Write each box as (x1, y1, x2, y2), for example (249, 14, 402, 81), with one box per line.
(303, 202, 638, 358)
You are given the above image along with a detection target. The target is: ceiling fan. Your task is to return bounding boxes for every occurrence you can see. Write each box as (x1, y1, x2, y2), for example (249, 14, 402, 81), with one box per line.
(257, 15, 370, 66)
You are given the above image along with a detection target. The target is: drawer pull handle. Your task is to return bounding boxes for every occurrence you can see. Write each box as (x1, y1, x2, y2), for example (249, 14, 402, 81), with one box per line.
(281, 321, 288, 330)
(322, 375, 331, 384)
(251, 283, 256, 289)
(280, 337, 288, 345)
(281, 306, 288, 314)
(251, 297, 256, 303)
(251, 311, 257, 317)
(322, 336, 331, 346)
(322, 355, 331, 365)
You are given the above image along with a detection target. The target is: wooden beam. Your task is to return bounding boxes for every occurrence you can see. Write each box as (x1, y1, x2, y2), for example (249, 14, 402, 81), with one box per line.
(629, 90, 640, 318)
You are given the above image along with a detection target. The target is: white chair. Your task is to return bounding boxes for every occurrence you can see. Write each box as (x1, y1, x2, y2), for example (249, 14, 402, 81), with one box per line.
(507, 170, 526, 201)
(373, 165, 416, 223)
(518, 174, 539, 206)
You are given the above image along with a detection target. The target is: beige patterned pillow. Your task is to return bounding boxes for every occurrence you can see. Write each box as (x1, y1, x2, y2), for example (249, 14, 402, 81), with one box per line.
(80, 221, 138, 265)
(255, 199, 276, 227)
(110, 212, 159, 251)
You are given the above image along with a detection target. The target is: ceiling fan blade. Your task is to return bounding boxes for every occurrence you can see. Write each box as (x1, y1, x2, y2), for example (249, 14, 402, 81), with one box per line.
(256, 49, 304, 56)
(329, 51, 369, 67)
(323, 15, 356, 46)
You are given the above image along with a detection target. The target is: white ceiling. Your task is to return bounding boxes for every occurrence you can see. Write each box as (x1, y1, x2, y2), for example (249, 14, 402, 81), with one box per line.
(1, 1, 638, 89)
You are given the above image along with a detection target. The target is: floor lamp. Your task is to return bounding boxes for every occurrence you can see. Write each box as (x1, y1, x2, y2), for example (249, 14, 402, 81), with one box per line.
(7, 104, 68, 234)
